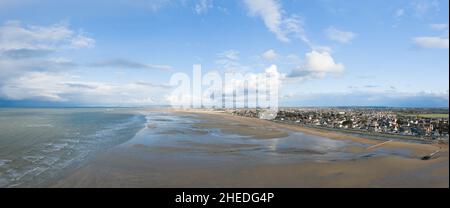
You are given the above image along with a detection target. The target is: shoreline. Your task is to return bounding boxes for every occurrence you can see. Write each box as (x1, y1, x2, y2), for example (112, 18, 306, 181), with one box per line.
(174, 109, 447, 158)
(50, 108, 449, 188)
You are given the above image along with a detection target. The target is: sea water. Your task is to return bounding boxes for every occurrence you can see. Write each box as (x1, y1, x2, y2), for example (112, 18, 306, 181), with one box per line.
(0, 108, 145, 187)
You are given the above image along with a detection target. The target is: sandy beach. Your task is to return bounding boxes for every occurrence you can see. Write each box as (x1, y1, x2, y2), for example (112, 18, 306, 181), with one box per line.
(51, 109, 449, 188)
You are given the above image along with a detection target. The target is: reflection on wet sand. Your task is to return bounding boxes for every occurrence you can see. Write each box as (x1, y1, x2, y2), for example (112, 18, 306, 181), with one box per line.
(51, 110, 449, 188)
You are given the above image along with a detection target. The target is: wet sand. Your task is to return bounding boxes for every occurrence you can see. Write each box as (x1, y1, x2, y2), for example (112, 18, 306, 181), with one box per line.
(184, 109, 445, 157)
(51, 109, 449, 188)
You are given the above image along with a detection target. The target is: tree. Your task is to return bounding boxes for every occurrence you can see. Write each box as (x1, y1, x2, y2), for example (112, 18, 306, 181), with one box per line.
(342, 120, 353, 126)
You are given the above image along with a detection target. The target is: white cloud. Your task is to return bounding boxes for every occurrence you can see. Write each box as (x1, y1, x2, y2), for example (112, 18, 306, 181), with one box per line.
(166, 65, 285, 107)
(262, 49, 278, 60)
(0, 55, 78, 81)
(0, 20, 176, 106)
(0, 21, 95, 52)
(394, 8, 405, 18)
(413, 36, 449, 49)
(224, 64, 284, 93)
(303, 50, 344, 73)
(289, 50, 345, 78)
(243, 0, 309, 44)
(0, 71, 172, 105)
(243, 0, 285, 41)
(430, 23, 449, 31)
(412, 22, 449, 49)
(194, 0, 213, 14)
(326, 26, 357, 43)
(70, 34, 95, 49)
(1, 72, 69, 101)
(205, 65, 284, 106)
(0, 20, 94, 85)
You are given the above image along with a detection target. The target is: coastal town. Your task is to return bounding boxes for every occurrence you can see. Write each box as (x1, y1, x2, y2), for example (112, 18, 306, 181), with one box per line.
(230, 108, 449, 142)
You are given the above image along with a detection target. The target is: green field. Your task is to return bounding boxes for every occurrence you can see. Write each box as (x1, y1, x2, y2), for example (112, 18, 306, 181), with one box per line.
(413, 114, 449, 118)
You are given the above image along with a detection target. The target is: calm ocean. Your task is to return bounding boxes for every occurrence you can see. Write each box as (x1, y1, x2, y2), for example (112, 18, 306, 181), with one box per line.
(0, 108, 146, 187)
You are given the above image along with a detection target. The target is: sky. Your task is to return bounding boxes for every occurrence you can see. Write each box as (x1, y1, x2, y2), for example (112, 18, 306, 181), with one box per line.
(0, 0, 448, 107)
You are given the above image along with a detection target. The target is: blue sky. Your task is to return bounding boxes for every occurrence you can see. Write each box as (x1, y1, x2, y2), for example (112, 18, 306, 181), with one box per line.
(0, 0, 448, 107)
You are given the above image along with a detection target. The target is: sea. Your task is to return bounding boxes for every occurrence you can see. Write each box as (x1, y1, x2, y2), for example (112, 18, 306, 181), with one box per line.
(0, 108, 146, 187)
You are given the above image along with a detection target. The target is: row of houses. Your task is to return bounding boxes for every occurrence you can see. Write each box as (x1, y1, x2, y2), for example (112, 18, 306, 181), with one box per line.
(231, 108, 449, 140)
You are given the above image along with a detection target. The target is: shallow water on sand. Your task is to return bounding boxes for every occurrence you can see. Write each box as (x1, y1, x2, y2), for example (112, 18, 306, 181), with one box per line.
(1, 109, 413, 187)
(0, 108, 145, 187)
(121, 112, 411, 165)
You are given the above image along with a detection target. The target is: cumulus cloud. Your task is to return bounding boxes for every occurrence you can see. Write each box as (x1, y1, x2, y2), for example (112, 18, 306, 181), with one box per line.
(413, 36, 449, 49)
(261, 49, 278, 60)
(0, 20, 93, 84)
(303, 50, 344, 73)
(242, 0, 345, 82)
(0, 71, 173, 105)
(0, 21, 159, 106)
(223, 64, 284, 93)
(167, 64, 284, 107)
(243, 0, 309, 44)
(326, 26, 357, 43)
(289, 50, 345, 79)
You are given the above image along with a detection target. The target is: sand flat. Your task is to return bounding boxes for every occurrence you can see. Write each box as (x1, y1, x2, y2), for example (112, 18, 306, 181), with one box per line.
(51, 109, 449, 188)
